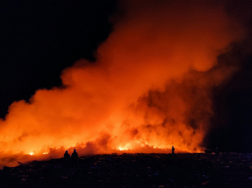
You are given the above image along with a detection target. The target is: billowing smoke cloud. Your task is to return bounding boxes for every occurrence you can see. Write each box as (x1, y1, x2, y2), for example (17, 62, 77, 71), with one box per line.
(0, 0, 245, 167)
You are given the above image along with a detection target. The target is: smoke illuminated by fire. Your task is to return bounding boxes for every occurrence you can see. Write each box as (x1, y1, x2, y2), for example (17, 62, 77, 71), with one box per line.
(0, 0, 245, 167)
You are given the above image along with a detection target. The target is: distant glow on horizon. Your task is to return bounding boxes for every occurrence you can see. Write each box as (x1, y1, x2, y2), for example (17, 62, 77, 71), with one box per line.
(29, 152, 34, 155)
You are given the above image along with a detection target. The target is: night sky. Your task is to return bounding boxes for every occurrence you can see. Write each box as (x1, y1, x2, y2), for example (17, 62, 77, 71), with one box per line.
(0, 0, 116, 115)
(0, 0, 252, 153)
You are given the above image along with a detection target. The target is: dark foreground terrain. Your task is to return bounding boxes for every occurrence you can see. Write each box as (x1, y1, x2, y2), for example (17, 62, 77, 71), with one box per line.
(0, 153, 252, 188)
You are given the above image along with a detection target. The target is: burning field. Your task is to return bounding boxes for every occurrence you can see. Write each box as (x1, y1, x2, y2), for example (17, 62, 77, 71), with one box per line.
(0, 0, 250, 168)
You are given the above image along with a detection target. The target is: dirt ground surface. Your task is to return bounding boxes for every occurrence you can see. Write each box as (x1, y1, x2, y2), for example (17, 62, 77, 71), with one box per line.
(0, 153, 252, 188)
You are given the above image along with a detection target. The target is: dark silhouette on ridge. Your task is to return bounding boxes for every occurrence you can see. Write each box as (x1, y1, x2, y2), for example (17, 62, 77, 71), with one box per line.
(172, 146, 175, 154)
(64, 150, 70, 159)
(71, 149, 78, 159)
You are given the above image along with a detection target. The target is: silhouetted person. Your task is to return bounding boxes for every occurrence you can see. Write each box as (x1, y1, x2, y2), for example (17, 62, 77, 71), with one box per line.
(64, 150, 70, 159)
(172, 146, 175, 154)
(71, 149, 78, 159)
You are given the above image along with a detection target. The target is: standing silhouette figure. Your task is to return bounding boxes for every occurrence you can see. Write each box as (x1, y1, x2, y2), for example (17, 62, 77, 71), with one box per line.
(64, 150, 70, 159)
(71, 149, 78, 159)
(172, 146, 175, 154)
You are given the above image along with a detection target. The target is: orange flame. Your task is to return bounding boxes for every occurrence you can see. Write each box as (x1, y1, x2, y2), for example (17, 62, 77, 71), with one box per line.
(0, 0, 244, 168)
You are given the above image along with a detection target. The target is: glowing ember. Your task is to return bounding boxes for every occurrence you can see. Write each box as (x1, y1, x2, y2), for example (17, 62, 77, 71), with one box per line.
(118, 147, 126, 151)
(118, 144, 131, 151)
(29, 152, 34, 156)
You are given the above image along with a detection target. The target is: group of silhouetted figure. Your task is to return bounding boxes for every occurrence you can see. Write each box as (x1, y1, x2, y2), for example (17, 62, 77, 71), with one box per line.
(62, 146, 223, 159)
(63, 147, 175, 159)
(64, 149, 78, 160)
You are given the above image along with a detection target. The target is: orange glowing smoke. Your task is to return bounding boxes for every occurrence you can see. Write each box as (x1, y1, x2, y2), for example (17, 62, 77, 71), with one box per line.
(0, 0, 244, 167)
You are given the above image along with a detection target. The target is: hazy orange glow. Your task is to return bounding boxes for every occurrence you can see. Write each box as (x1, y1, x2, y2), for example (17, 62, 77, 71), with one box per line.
(0, 0, 244, 168)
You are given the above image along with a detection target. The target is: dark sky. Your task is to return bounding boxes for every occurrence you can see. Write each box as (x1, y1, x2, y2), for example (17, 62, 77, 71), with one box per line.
(0, 0, 252, 152)
(0, 0, 116, 116)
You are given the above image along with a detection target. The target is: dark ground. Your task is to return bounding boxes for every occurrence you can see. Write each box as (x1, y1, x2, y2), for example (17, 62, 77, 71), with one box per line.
(0, 153, 252, 188)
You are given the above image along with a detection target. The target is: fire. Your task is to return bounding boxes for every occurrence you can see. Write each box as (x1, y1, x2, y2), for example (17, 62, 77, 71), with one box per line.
(29, 152, 34, 156)
(118, 147, 127, 151)
(118, 144, 131, 151)
(0, 0, 244, 168)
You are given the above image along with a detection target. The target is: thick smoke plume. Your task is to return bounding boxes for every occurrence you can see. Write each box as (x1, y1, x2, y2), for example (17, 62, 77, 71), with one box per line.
(0, 0, 244, 167)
